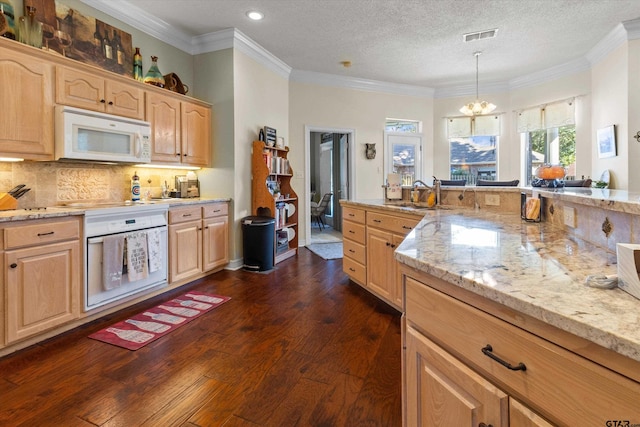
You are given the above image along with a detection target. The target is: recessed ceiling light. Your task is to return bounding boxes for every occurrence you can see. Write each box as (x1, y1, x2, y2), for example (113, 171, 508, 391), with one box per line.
(246, 10, 264, 21)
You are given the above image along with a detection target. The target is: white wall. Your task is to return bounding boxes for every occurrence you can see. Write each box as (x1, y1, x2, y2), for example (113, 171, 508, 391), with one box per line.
(627, 39, 640, 191)
(289, 82, 433, 243)
(592, 43, 629, 189)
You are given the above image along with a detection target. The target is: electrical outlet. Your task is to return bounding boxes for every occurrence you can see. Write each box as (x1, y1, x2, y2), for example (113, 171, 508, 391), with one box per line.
(485, 194, 500, 206)
(563, 206, 576, 228)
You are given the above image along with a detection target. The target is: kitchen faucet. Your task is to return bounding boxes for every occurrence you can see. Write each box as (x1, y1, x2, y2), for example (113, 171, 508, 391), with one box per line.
(412, 177, 441, 206)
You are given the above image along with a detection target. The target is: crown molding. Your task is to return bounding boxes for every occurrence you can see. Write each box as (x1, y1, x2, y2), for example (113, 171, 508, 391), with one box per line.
(290, 70, 435, 98)
(78, 0, 194, 53)
(79, 0, 636, 98)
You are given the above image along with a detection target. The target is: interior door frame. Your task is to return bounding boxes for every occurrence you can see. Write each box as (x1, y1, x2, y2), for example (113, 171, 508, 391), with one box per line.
(304, 125, 356, 246)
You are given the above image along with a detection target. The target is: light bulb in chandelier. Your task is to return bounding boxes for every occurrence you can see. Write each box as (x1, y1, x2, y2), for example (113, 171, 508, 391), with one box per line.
(459, 52, 496, 116)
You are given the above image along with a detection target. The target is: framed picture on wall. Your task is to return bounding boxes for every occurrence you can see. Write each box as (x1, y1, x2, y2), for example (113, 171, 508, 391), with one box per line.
(597, 125, 616, 158)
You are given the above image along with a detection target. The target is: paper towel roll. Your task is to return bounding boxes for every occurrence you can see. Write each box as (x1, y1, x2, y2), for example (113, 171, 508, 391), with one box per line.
(386, 173, 402, 199)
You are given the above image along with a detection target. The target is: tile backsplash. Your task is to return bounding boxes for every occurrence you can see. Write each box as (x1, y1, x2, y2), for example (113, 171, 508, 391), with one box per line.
(0, 162, 190, 208)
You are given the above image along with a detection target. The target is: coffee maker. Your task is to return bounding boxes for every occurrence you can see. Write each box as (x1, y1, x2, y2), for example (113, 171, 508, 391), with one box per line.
(173, 174, 199, 198)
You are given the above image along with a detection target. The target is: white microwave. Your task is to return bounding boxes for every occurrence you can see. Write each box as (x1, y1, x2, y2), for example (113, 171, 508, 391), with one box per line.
(55, 106, 152, 163)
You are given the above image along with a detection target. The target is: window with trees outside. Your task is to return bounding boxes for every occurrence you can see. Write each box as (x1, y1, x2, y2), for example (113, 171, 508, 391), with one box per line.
(384, 119, 422, 186)
(517, 99, 576, 185)
(447, 115, 500, 185)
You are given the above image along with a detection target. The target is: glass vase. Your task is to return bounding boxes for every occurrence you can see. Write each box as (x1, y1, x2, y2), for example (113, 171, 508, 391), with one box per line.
(17, 5, 42, 48)
(143, 56, 165, 88)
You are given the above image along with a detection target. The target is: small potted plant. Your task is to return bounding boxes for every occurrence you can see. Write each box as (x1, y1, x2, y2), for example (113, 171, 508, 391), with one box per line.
(272, 183, 281, 200)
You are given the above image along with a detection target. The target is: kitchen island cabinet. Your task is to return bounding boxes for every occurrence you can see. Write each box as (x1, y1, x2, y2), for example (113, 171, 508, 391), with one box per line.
(3, 217, 81, 344)
(0, 43, 54, 160)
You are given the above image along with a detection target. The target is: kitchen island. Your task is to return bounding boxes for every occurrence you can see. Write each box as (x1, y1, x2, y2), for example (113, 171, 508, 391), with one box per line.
(342, 190, 640, 425)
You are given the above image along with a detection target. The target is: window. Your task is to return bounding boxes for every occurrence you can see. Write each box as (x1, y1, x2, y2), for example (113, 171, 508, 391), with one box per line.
(523, 125, 576, 185)
(447, 115, 500, 185)
(449, 135, 498, 184)
(517, 99, 576, 185)
(385, 119, 420, 133)
(384, 119, 423, 186)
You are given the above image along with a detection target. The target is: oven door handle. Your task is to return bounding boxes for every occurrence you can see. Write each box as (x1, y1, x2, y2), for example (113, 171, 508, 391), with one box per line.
(88, 236, 105, 244)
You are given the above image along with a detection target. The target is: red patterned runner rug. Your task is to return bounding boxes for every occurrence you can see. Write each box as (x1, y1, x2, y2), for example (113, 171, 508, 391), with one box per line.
(89, 291, 230, 350)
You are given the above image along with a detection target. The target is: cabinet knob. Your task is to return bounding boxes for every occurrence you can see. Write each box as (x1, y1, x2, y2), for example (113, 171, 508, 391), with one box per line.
(183, 153, 188, 157)
(479, 424, 493, 427)
(100, 99, 106, 103)
(176, 153, 181, 156)
(386, 242, 391, 247)
(10, 263, 17, 268)
(108, 101, 113, 105)
(391, 244, 396, 248)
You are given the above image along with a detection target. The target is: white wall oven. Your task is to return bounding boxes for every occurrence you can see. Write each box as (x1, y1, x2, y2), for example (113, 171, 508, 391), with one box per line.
(83, 204, 168, 311)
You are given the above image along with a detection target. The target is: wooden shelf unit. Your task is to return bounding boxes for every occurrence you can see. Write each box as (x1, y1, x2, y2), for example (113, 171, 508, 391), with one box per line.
(251, 140, 298, 263)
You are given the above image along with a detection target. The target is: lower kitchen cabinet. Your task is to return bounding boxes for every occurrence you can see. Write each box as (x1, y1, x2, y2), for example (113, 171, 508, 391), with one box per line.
(169, 206, 203, 283)
(169, 202, 229, 286)
(366, 211, 418, 309)
(3, 218, 81, 344)
(202, 204, 229, 271)
(403, 271, 640, 426)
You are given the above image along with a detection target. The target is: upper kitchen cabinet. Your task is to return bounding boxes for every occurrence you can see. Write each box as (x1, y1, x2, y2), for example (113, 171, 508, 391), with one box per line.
(0, 42, 54, 160)
(56, 66, 144, 120)
(146, 91, 211, 167)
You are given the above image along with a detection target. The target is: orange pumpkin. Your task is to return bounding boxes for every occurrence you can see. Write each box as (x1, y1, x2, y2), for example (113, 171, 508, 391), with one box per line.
(534, 165, 566, 180)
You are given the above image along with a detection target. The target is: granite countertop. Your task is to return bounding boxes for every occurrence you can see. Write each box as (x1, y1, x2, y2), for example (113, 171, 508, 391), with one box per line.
(0, 198, 231, 222)
(342, 198, 640, 363)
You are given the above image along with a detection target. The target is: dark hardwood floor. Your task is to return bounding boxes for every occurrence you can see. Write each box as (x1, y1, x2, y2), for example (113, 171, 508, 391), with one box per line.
(0, 248, 402, 426)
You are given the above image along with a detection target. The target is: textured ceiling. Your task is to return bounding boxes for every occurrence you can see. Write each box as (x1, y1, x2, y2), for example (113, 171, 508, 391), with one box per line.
(103, 0, 640, 90)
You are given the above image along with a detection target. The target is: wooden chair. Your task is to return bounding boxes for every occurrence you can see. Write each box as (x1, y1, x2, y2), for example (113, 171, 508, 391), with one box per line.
(310, 193, 332, 230)
(439, 179, 466, 186)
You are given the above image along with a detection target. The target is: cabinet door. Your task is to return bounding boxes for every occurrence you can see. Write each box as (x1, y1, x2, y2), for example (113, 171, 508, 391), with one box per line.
(105, 79, 144, 120)
(5, 241, 80, 343)
(405, 326, 508, 427)
(392, 233, 405, 308)
(0, 47, 54, 159)
(147, 92, 181, 163)
(509, 399, 554, 427)
(181, 101, 211, 166)
(56, 66, 105, 112)
(366, 227, 394, 302)
(203, 216, 229, 271)
(169, 220, 202, 283)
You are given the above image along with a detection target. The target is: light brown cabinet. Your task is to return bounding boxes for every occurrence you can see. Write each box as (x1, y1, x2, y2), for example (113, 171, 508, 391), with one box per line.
(251, 141, 298, 264)
(341, 208, 417, 309)
(56, 66, 145, 120)
(202, 203, 229, 272)
(3, 218, 80, 344)
(403, 271, 640, 426)
(0, 43, 54, 160)
(147, 92, 211, 167)
(169, 203, 229, 285)
(169, 206, 203, 284)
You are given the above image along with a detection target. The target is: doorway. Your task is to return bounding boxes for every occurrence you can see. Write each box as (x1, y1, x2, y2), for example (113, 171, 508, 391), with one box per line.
(305, 126, 355, 246)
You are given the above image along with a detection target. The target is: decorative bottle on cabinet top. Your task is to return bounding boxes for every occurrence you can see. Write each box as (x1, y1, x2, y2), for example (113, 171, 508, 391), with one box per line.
(133, 47, 143, 81)
(143, 56, 165, 88)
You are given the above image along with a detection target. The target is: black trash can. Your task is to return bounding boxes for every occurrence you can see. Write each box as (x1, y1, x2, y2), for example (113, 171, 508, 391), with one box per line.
(242, 216, 275, 271)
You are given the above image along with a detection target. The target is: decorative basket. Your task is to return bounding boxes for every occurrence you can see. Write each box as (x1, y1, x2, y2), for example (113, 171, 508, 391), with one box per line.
(163, 72, 189, 95)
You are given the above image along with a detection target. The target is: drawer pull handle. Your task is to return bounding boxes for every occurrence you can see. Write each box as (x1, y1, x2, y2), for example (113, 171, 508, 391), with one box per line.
(37, 231, 54, 237)
(213, 209, 221, 212)
(402, 225, 412, 230)
(348, 213, 355, 217)
(349, 267, 356, 272)
(481, 344, 526, 371)
(349, 230, 355, 234)
(348, 249, 355, 253)
(10, 263, 17, 268)
(373, 219, 382, 223)
(183, 214, 192, 217)
(479, 423, 493, 427)
(386, 242, 391, 247)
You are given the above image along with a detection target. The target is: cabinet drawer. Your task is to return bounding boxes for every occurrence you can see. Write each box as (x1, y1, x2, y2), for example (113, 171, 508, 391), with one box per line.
(4, 219, 79, 249)
(342, 206, 365, 224)
(405, 277, 640, 425)
(202, 203, 228, 218)
(343, 238, 365, 265)
(343, 256, 366, 284)
(343, 220, 365, 244)
(367, 211, 418, 235)
(169, 206, 202, 224)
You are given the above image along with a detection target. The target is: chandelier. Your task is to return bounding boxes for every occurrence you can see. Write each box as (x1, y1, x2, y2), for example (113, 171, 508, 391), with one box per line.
(459, 51, 496, 116)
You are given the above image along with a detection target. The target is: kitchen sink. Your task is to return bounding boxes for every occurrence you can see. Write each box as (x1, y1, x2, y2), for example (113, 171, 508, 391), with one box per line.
(384, 202, 452, 211)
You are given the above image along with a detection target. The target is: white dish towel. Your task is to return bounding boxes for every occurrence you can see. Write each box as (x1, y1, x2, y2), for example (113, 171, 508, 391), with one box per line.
(126, 231, 149, 282)
(102, 234, 125, 290)
(147, 228, 162, 273)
